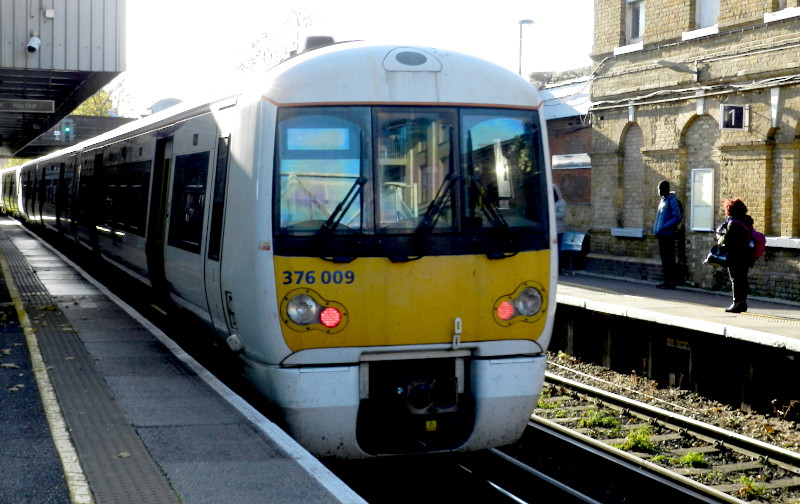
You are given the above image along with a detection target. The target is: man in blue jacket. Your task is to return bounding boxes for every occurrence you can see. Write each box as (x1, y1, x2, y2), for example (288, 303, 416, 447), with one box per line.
(653, 180, 683, 289)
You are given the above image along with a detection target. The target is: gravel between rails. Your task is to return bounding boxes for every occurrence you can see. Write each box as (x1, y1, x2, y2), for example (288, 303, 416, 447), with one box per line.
(546, 351, 800, 455)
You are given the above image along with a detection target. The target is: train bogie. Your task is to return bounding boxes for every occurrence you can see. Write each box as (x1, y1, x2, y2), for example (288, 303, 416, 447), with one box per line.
(8, 41, 556, 458)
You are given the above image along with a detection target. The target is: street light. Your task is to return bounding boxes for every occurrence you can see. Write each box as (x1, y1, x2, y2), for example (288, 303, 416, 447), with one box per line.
(518, 19, 534, 76)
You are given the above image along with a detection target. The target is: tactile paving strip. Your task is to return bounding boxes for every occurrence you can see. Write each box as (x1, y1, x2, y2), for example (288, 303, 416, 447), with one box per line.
(0, 228, 180, 504)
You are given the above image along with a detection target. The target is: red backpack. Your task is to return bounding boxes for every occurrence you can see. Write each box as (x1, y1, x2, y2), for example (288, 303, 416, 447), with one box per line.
(731, 220, 766, 260)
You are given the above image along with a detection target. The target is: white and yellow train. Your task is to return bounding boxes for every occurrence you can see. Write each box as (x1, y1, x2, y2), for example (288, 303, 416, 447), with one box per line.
(1, 41, 556, 458)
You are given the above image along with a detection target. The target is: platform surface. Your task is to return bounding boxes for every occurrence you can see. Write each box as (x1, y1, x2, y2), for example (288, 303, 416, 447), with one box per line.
(558, 272, 800, 351)
(0, 219, 365, 504)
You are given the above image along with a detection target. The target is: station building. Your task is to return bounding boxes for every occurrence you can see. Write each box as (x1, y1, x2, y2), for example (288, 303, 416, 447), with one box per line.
(0, 0, 124, 157)
(588, 0, 800, 301)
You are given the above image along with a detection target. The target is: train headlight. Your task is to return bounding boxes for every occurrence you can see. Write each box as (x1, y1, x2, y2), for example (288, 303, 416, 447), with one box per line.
(514, 287, 543, 317)
(280, 288, 348, 333)
(287, 294, 319, 324)
(493, 281, 547, 326)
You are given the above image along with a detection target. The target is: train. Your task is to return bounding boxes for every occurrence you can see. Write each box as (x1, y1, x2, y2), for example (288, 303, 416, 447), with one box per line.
(0, 40, 556, 458)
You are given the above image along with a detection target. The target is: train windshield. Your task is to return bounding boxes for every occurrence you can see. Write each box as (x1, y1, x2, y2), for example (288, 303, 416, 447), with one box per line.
(275, 106, 548, 258)
(374, 109, 456, 233)
(276, 107, 369, 233)
(462, 109, 546, 232)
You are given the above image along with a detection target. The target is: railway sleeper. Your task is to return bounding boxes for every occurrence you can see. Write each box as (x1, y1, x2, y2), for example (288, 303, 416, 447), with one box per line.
(713, 476, 800, 493)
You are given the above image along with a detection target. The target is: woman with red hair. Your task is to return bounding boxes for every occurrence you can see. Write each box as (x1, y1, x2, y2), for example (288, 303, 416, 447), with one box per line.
(716, 198, 754, 312)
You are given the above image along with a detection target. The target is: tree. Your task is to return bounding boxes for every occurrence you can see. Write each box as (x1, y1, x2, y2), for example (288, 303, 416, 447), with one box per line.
(71, 76, 130, 117)
(0, 157, 26, 169)
(72, 89, 113, 116)
(238, 10, 312, 74)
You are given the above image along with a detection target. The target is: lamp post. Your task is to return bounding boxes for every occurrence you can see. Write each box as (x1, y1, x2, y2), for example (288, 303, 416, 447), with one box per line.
(518, 19, 534, 76)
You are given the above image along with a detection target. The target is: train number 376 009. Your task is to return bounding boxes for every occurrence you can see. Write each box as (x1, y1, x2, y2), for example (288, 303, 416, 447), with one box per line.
(282, 270, 355, 285)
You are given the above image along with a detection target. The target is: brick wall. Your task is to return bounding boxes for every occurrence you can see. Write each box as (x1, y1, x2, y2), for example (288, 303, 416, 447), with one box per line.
(595, 0, 794, 55)
(718, 0, 770, 28)
(548, 119, 592, 154)
(593, 0, 624, 56)
(547, 111, 594, 232)
(588, 0, 800, 301)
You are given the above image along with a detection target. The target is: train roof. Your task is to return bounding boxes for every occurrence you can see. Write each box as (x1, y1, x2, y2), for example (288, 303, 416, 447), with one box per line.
(13, 95, 237, 169)
(262, 41, 542, 109)
(12, 42, 541, 171)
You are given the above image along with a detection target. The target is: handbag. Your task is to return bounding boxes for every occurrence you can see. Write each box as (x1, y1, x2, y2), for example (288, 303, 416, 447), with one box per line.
(703, 245, 728, 268)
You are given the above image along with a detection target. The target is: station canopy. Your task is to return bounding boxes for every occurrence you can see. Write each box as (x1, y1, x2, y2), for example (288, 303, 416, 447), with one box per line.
(0, 0, 125, 158)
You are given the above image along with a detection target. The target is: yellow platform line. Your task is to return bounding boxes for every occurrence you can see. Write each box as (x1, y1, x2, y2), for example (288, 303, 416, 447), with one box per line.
(0, 248, 94, 504)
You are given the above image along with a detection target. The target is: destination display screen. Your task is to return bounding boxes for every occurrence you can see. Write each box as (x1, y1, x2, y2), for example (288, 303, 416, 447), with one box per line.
(287, 128, 349, 150)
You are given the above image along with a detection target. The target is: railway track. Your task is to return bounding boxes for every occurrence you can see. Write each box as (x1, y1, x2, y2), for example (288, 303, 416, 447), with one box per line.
(61, 233, 800, 502)
(329, 392, 740, 504)
(533, 370, 800, 502)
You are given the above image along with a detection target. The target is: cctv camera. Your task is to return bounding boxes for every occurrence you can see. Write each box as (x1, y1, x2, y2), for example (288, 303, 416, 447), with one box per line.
(27, 36, 41, 54)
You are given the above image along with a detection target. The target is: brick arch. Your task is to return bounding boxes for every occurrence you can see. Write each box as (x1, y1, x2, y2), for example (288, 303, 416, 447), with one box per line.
(619, 123, 645, 228)
(787, 125, 800, 238)
(680, 114, 722, 288)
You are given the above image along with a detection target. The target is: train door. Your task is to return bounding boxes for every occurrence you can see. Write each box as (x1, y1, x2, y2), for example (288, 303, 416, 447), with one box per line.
(56, 162, 66, 231)
(23, 168, 35, 220)
(147, 138, 172, 295)
(162, 142, 212, 313)
(57, 155, 78, 238)
(203, 135, 232, 336)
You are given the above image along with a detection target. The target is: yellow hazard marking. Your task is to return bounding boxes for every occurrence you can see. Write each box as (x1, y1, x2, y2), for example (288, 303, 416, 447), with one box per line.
(426, 420, 437, 432)
(0, 246, 94, 504)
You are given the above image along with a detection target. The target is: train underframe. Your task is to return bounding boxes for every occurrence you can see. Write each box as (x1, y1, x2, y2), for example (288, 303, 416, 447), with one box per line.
(242, 352, 547, 458)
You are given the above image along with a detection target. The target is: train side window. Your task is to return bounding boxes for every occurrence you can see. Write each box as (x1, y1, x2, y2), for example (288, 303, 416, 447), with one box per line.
(207, 136, 230, 261)
(168, 151, 210, 253)
(101, 161, 151, 236)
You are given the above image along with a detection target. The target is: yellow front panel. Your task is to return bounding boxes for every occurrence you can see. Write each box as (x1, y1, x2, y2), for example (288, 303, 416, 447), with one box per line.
(274, 251, 549, 352)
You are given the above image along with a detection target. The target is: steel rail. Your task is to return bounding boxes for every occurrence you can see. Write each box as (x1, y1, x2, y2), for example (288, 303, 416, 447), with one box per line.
(487, 447, 603, 504)
(528, 416, 745, 503)
(545, 371, 800, 469)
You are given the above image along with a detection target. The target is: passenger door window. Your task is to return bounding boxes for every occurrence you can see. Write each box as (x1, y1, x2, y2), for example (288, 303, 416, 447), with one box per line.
(168, 152, 209, 253)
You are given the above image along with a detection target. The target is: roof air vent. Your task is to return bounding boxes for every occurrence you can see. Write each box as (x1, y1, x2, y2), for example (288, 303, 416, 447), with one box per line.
(383, 48, 442, 72)
(396, 51, 427, 66)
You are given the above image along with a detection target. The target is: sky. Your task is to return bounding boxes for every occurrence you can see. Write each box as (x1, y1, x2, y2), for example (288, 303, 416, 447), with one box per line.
(118, 1, 594, 116)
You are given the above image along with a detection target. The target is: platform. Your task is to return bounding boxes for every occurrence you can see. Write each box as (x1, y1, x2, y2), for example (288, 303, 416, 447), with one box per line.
(0, 218, 365, 504)
(557, 273, 800, 352)
(4, 213, 800, 503)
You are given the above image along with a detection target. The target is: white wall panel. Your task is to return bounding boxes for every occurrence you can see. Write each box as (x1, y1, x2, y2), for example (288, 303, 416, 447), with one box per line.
(0, 0, 125, 72)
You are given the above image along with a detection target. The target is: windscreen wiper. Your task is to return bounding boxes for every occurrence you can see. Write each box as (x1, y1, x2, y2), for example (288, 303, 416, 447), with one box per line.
(315, 175, 367, 244)
(471, 175, 518, 258)
(471, 175, 510, 232)
(312, 175, 367, 263)
(415, 171, 459, 240)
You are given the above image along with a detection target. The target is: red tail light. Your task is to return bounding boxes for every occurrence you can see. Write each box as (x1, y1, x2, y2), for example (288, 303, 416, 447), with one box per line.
(320, 307, 342, 328)
(497, 301, 515, 321)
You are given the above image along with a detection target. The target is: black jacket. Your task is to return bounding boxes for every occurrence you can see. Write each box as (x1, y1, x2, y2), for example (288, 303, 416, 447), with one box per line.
(718, 214, 754, 266)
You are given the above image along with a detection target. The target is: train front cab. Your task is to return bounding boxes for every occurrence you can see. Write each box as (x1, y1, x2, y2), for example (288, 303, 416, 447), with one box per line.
(264, 102, 555, 457)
